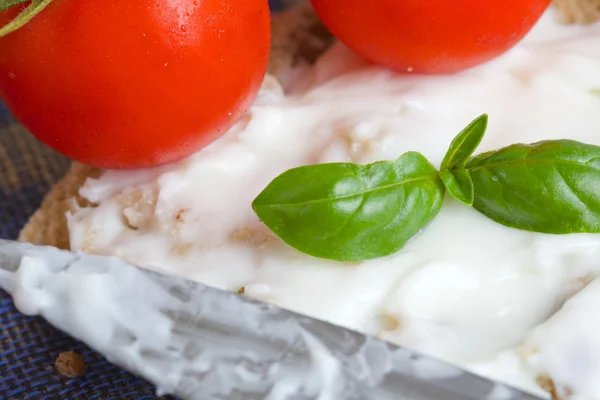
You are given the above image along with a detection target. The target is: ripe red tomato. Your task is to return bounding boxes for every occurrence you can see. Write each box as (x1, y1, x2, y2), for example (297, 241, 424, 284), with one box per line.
(310, 0, 551, 74)
(0, 0, 270, 169)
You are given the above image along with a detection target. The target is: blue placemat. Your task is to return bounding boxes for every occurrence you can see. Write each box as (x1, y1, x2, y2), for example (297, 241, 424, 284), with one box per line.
(0, 2, 298, 398)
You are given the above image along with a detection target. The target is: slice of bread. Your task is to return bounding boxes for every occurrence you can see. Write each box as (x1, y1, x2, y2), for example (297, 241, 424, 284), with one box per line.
(18, 0, 599, 250)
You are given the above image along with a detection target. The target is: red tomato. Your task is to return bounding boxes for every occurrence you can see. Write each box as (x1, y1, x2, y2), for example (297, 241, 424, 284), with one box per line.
(0, 0, 270, 169)
(310, 0, 551, 74)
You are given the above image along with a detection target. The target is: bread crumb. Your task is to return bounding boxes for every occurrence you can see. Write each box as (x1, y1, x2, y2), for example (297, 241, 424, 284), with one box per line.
(118, 188, 158, 230)
(518, 343, 539, 357)
(80, 228, 97, 254)
(554, 0, 600, 24)
(175, 208, 187, 223)
(577, 273, 595, 288)
(55, 351, 87, 378)
(380, 313, 401, 331)
(172, 242, 193, 256)
(536, 375, 574, 400)
(237, 286, 246, 294)
(230, 227, 274, 245)
(537, 376, 559, 399)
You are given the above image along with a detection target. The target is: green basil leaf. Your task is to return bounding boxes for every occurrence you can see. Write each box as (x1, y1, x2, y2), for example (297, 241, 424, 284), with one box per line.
(0, 0, 27, 12)
(440, 169, 474, 206)
(467, 139, 600, 233)
(252, 151, 445, 261)
(440, 114, 488, 171)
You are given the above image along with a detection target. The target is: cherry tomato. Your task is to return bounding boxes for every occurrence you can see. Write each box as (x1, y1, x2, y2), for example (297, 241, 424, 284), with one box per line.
(310, 0, 551, 74)
(0, 0, 270, 169)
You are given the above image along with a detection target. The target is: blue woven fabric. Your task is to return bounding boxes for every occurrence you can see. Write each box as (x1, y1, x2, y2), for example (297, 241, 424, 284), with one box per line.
(0, 1, 295, 398)
(0, 102, 175, 399)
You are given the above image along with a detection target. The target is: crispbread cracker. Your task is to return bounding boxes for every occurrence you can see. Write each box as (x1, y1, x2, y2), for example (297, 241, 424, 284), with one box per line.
(19, 162, 98, 249)
(18, 1, 599, 250)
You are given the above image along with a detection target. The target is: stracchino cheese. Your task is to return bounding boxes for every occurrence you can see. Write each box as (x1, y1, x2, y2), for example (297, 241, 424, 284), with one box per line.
(68, 12, 600, 399)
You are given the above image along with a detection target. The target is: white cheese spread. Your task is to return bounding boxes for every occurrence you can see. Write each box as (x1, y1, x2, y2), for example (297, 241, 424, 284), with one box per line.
(67, 12, 600, 399)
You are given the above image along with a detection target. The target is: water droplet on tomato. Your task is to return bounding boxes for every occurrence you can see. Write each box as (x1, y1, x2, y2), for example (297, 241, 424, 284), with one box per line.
(8, 72, 16, 80)
(180, 25, 187, 32)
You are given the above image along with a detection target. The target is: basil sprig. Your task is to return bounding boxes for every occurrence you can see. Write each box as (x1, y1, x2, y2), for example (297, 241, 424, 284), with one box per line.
(253, 114, 600, 261)
(439, 114, 487, 206)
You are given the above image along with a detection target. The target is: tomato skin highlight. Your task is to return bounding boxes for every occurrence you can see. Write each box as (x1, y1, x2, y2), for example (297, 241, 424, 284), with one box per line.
(0, 0, 271, 169)
(310, 0, 552, 74)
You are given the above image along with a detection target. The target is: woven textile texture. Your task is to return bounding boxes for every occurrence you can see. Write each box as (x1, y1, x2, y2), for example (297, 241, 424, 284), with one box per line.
(0, 2, 294, 398)
(0, 102, 180, 400)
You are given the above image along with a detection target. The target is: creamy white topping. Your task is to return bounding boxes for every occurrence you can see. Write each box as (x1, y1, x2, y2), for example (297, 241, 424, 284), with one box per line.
(68, 12, 600, 399)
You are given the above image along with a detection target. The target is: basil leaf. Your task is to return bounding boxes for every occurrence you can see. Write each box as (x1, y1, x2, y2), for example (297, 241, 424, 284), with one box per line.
(441, 114, 488, 171)
(252, 151, 445, 261)
(440, 169, 474, 206)
(467, 139, 600, 233)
